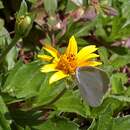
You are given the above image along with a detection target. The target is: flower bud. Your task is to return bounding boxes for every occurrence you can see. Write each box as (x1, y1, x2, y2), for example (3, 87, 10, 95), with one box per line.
(15, 15, 32, 37)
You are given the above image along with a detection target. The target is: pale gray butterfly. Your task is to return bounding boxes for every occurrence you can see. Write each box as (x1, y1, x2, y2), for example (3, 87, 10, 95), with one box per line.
(76, 66, 109, 107)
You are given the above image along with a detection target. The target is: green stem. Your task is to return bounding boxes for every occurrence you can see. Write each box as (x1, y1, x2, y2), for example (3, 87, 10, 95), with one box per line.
(0, 35, 20, 65)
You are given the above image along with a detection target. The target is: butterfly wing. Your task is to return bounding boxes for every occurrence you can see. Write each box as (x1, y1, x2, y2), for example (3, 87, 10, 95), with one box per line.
(76, 66, 109, 107)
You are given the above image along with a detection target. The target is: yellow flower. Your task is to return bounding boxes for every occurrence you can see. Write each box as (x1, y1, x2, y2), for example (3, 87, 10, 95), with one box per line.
(38, 36, 102, 84)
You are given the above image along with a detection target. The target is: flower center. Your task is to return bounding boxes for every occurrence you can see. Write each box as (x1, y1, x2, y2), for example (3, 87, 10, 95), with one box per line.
(56, 54, 77, 74)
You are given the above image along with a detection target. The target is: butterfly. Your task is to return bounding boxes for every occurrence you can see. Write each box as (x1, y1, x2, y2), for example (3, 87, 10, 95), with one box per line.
(76, 66, 109, 107)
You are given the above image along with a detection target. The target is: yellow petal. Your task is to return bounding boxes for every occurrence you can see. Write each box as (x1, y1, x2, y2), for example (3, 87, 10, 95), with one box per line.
(43, 44, 59, 59)
(77, 45, 98, 62)
(85, 53, 99, 59)
(77, 53, 99, 65)
(66, 35, 78, 56)
(78, 61, 102, 67)
(38, 54, 53, 62)
(41, 64, 57, 72)
(49, 71, 69, 84)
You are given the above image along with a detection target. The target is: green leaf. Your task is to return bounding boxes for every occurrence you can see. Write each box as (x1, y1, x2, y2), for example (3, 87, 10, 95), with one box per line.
(0, 96, 11, 130)
(2, 61, 45, 99)
(95, 16, 108, 41)
(126, 87, 130, 97)
(113, 116, 130, 130)
(110, 73, 127, 94)
(75, 21, 96, 37)
(91, 97, 122, 117)
(98, 47, 109, 64)
(89, 108, 130, 130)
(109, 17, 125, 41)
(6, 46, 18, 70)
(54, 90, 90, 117)
(76, 37, 90, 46)
(109, 95, 130, 103)
(0, 96, 10, 116)
(43, 0, 57, 15)
(0, 27, 10, 49)
(0, 25, 17, 70)
(0, 18, 4, 30)
(108, 16, 130, 41)
(90, 109, 130, 130)
(121, 1, 130, 24)
(32, 117, 79, 130)
(96, 106, 113, 130)
(0, 0, 4, 9)
(0, 93, 23, 104)
(32, 75, 66, 108)
(27, 0, 37, 3)
(15, 124, 26, 130)
(18, 0, 28, 16)
(87, 119, 96, 130)
(66, 0, 78, 12)
(10, 109, 43, 126)
(110, 53, 130, 69)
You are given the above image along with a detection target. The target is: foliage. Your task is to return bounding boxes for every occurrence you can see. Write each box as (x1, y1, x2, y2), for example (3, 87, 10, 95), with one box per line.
(0, 0, 130, 130)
